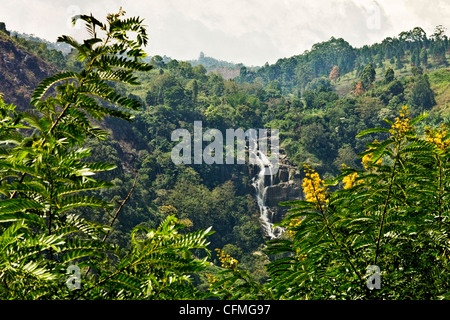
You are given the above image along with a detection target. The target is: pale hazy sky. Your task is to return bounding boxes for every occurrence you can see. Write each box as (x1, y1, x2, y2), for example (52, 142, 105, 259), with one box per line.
(1, 0, 449, 66)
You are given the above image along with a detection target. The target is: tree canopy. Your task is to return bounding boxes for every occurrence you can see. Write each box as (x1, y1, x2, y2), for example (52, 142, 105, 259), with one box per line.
(1, 10, 450, 301)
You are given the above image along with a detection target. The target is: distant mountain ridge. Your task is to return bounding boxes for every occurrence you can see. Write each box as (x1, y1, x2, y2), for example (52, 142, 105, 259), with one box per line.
(1, 21, 448, 109)
(10, 31, 73, 55)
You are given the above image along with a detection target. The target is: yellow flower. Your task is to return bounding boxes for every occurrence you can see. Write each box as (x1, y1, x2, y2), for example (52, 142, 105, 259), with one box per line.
(342, 171, 358, 189)
(295, 248, 307, 262)
(215, 248, 239, 271)
(206, 273, 218, 284)
(362, 153, 372, 170)
(425, 124, 450, 151)
(302, 165, 328, 209)
(389, 105, 412, 138)
(286, 216, 303, 238)
(362, 152, 382, 169)
(362, 140, 382, 170)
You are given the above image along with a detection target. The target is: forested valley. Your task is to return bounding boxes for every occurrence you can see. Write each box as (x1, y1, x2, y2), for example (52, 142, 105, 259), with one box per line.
(1, 11, 450, 300)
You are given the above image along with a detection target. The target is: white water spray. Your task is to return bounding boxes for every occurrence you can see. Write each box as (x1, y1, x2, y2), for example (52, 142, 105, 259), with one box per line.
(251, 149, 284, 239)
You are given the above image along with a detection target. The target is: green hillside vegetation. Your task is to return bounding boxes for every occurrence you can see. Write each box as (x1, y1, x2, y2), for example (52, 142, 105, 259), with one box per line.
(0, 11, 450, 300)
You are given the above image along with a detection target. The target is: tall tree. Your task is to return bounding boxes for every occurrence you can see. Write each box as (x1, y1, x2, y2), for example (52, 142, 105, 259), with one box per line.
(384, 67, 395, 83)
(420, 47, 428, 67)
(408, 74, 436, 111)
(0, 9, 212, 300)
(360, 63, 376, 90)
(329, 65, 340, 82)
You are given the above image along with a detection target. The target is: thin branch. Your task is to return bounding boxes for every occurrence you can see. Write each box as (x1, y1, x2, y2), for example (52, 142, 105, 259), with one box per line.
(102, 170, 139, 242)
(83, 171, 139, 278)
(436, 155, 444, 228)
(9, 173, 25, 199)
(373, 151, 399, 266)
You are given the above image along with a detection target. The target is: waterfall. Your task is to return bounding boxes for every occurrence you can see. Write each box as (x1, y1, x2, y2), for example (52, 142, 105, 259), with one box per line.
(251, 149, 284, 239)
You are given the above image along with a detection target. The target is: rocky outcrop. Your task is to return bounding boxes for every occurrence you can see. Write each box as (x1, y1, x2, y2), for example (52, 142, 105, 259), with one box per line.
(0, 30, 57, 110)
(266, 180, 301, 207)
(266, 153, 302, 223)
(269, 153, 301, 200)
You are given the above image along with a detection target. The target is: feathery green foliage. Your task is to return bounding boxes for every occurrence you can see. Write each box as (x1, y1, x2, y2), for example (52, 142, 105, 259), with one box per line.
(264, 106, 450, 299)
(2, 8, 450, 301)
(0, 10, 213, 300)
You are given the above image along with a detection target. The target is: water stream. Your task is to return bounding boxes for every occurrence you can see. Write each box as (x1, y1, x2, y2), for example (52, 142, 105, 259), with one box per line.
(251, 149, 284, 239)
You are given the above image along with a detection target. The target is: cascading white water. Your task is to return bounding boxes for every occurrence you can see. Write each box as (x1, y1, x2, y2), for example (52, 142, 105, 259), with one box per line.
(251, 150, 284, 239)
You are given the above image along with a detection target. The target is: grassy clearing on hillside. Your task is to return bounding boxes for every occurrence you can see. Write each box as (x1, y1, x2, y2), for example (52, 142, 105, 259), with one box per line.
(429, 68, 450, 116)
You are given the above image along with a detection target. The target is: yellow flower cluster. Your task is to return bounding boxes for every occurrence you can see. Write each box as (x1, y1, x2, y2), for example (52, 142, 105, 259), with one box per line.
(362, 152, 382, 170)
(360, 140, 382, 170)
(286, 216, 303, 238)
(341, 164, 361, 189)
(389, 105, 412, 138)
(215, 248, 238, 271)
(295, 248, 307, 262)
(206, 273, 218, 285)
(425, 125, 450, 151)
(302, 165, 328, 208)
(342, 171, 359, 189)
(361, 153, 372, 169)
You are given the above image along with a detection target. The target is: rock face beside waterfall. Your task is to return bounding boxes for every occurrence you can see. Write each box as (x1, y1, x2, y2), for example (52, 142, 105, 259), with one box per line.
(266, 180, 301, 206)
(265, 153, 302, 223)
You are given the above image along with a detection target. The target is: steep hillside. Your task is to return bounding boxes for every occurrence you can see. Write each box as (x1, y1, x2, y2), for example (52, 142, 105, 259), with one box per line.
(429, 68, 450, 113)
(0, 28, 57, 110)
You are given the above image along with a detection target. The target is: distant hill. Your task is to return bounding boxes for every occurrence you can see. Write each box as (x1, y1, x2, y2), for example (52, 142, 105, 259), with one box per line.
(1, 21, 448, 112)
(236, 27, 449, 97)
(188, 51, 243, 70)
(10, 31, 72, 55)
(187, 52, 246, 79)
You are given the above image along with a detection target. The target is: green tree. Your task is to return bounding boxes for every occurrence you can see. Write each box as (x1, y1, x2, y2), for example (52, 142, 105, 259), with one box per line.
(384, 66, 394, 83)
(0, 22, 10, 36)
(408, 74, 436, 111)
(150, 55, 165, 68)
(164, 85, 186, 107)
(360, 63, 376, 90)
(0, 10, 212, 300)
(186, 79, 199, 103)
(395, 55, 404, 70)
(420, 48, 428, 67)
